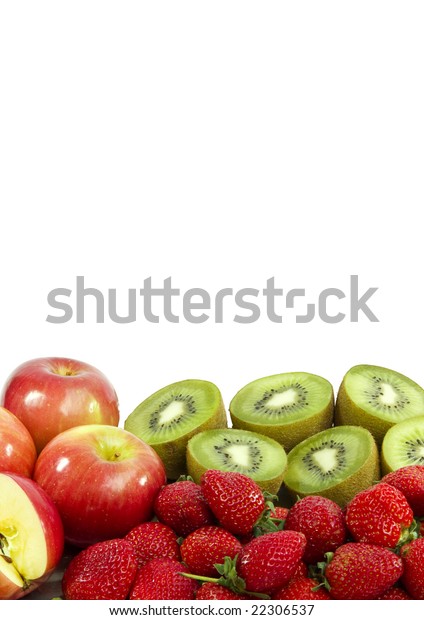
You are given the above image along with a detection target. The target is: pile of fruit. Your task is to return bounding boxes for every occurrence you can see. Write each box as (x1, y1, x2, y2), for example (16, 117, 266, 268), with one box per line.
(0, 356, 423, 600)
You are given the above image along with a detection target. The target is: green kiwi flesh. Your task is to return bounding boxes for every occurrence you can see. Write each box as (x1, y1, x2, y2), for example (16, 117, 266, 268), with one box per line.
(229, 372, 334, 452)
(336, 364, 424, 446)
(283, 425, 379, 508)
(124, 379, 227, 479)
(186, 428, 288, 495)
(381, 415, 424, 475)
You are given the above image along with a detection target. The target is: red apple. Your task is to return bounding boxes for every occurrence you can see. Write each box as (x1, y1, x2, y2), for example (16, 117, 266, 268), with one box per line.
(0, 472, 64, 599)
(33, 424, 167, 547)
(1, 357, 120, 453)
(0, 407, 37, 477)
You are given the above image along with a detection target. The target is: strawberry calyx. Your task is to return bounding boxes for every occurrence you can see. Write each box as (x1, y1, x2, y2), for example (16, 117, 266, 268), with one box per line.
(179, 555, 270, 599)
(176, 475, 195, 483)
(394, 519, 420, 551)
(252, 493, 285, 537)
(311, 551, 333, 593)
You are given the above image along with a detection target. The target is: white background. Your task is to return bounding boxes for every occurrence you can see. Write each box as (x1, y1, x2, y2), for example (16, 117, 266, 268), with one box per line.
(0, 1, 423, 423)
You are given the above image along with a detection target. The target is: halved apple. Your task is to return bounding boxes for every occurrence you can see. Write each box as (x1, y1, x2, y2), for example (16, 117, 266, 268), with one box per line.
(0, 472, 64, 599)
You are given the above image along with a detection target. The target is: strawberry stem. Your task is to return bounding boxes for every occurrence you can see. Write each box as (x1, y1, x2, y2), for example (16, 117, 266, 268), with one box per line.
(179, 555, 271, 600)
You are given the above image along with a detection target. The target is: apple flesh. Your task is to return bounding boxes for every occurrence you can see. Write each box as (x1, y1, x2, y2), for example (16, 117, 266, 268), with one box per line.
(1, 357, 120, 453)
(34, 424, 167, 547)
(0, 472, 64, 599)
(0, 407, 37, 477)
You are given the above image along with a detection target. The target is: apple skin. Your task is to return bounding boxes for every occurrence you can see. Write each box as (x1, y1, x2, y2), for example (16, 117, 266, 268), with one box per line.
(33, 424, 167, 547)
(0, 472, 64, 599)
(1, 357, 120, 453)
(0, 407, 37, 477)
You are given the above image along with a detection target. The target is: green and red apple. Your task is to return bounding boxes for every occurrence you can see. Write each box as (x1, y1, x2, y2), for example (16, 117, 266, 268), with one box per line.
(34, 424, 167, 547)
(1, 357, 120, 453)
(0, 472, 64, 599)
(0, 407, 37, 477)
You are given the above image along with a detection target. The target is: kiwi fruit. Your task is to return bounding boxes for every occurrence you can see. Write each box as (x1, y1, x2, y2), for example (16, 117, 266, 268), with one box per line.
(283, 425, 379, 508)
(186, 428, 288, 495)
(335, 364, 424, 446)
(229, 372, 334, 452)
(124, 379, 227, 479)
(381, 415, 424, 475)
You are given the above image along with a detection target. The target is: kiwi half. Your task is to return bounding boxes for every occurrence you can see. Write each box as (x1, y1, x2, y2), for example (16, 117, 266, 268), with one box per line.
(124, 379, 227, 480)
(229, 372, 334, 452)
(335, 364, 424, 446)
(186, 428, 288, 495)
(283, 425, 379, 508)
(381, 415, 424, 475)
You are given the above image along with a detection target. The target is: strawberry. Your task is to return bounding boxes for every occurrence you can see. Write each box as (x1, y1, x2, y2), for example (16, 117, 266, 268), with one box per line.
(272, 506, 289, 520)
(400, 536, 424, 599)
(382, 465, 424, 517)
(237, 530, 307, 593)
(322, 542, 403, 599)
(284, 495, 347, 563)
(125, 521, 180, 567)
(196, 583, 252, 600)
(180, 525, 242, 577)
(272, 576, 332, 600)
(345, 482, 414, 548)
(62, 538, 138, 600)
(201, 470, 265, 536)
(129, 557, 198, 600)
(153, 478, 215, 536)
(377, 586, 412, 600)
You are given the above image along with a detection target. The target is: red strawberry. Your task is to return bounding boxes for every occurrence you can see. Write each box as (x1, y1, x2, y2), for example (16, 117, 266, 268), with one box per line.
(237, 530, 307, 593)
(345, 483, 414, 547)
(284, 495, 347, 563)
(180, 525, 242, 577)
(129, 558, 198, 600)
(293, 561, 308, 579)
(62, 539, 138, 600)
(377, 586, 412, 600)
(400, 536, 424, 599)
(154, 479, 215, 536)
(201, 470, 265, 536)
(273, 576, 332, 600)
(196, 583, 252, 600)
(272, 506, 289, 520)
(125, 521, 180, 567)
(323, 542, 403, 599)
(382, 465, 424, 517)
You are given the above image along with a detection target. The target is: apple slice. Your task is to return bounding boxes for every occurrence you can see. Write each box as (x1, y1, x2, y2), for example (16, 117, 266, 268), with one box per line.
(0, 473, 64, 599)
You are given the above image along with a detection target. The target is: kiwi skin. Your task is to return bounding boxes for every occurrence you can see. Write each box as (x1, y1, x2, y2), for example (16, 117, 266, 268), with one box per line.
(186, 429, 287, 495)
(283, 426, 381, 509)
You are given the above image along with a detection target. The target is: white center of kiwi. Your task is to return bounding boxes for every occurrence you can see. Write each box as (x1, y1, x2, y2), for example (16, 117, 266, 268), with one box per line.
(267, 388, 298, 409)
(379, 383, 398, 406)
(225, 444, 251, 467)
(312, 447, 338, 474)
(158, 400, 186, 425)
